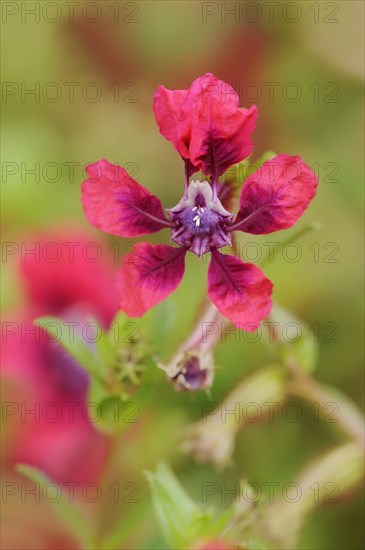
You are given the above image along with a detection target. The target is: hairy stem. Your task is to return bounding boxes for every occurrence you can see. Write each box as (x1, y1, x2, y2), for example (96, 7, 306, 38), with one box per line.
(176, 300, 223, 356)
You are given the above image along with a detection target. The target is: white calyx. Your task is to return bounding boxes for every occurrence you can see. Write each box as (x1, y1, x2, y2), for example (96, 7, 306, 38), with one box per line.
(186, 180, 214, 207)
(167, 179, 233, 227)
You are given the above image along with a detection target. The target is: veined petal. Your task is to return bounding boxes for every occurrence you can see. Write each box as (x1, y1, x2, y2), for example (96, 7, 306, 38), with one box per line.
(153, 73, 258, 177)
(207, 251, 273, 330)
(187, 74, 257, 177)
(232, 155, 318, 234)
(153, 87, 190, 157)
(115, 243, 186, 317)
(81, 159, 172, 237)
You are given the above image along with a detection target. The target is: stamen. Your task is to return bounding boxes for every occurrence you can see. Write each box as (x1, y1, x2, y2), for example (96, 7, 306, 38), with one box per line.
(192, 206, 198, 211)
(193, 215, 199, 222)
(196, 218, 201, 227)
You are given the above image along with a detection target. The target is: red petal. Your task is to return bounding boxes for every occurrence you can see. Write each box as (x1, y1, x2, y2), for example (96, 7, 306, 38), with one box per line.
(81, 159, 170, 237)
(153, 73, 257, 177)
(187, 74, 257, 177)
(208, 251, 273, 330)
(232, 155, 318, 234)
(153, 87, 190, 157)
(115, 243, 186, 317)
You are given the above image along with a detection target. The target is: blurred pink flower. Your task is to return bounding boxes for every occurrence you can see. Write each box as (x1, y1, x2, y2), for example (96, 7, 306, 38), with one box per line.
(1, 231, 118, 484)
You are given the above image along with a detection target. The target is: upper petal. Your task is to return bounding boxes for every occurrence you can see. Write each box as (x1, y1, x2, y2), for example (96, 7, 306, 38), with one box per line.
(207, 251, 273, 330)
(81, 159, 170, 237)
(153, 86, 190, 157)
(187, 74, 258, 177)
(115, 243, 186, 317)
(153, 73, 258, 177)
(232, 154, 318, 234)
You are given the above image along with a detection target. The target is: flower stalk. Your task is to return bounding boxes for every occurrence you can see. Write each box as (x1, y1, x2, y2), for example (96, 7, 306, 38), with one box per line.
(267, 317, 365, 449)
(159, 301, 223, 391)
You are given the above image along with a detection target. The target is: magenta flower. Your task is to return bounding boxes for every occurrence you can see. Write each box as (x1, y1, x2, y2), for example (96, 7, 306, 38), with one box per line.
(82, 73, 317, 330)
(2, 231, 117, 484)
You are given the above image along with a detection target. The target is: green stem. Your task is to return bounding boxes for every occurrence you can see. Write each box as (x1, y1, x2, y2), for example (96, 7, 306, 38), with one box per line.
(286, 360, 365, 449)
(94, 435, 120, 547)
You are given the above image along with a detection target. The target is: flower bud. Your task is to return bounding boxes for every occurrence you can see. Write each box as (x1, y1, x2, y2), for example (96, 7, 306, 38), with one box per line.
(160, 348, 215, 392)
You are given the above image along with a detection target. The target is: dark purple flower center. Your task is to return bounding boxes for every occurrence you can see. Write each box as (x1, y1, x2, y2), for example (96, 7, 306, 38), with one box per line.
(172, 356, 209, 391)
(167, 180, 234, 257)
(180, 206, 220, 235)
(185, 358, 208, 390)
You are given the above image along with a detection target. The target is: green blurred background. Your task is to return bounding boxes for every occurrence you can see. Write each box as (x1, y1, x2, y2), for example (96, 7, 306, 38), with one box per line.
(2, 1, 364, 549)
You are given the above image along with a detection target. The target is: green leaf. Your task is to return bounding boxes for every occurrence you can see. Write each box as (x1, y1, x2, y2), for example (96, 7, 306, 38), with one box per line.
(101, 499, 150, 550)
(144, 462, 199, 548)
(93, 395, 140, 435)
(145, 463, 236, 549)
(15, 464, 93, 548)
(88, 376, 111, 403)
(34, 316, 107, 383)
(95, 327, 115, 368)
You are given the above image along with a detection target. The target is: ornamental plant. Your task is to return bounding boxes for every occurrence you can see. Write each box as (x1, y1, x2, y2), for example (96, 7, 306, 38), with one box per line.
(81, 73, 318, 330)
(4, 74, 363, 550)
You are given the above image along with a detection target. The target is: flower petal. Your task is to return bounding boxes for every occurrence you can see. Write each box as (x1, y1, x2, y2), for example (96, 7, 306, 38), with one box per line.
(153, 73, 258, 177)
(187, 74, 257, 177)
(115, 243, 186, 317)
(82, 159, 171, 237)
(153, 87, 189, 156)
(207, 251, 273, 330)
(232, 155, 318, 234)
